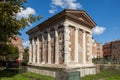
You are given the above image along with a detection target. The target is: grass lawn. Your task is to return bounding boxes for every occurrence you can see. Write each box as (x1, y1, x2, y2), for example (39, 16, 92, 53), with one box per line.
(0, 67, 120, 80)
(0, 68, 55, 80)
(23, 72, 55, 80)
(81, 69, 120, 80)
(0, 69, 28, 80)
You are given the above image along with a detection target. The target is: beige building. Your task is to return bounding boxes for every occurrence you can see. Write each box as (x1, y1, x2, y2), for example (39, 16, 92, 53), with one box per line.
(96, 43, 103, 58)
(27, 9, 97, 77)
(92, 38, 97, 58)
(92, 39, 103, 58)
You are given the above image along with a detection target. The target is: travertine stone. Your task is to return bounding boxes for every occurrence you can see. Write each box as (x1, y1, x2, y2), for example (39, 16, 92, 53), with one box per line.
(83, 31, 86, 64)
(74, 28, 79, 63)
(29, 42, 32, 63)
(37, 37, 40, 64)
(39, 39, 41, 63)
(41, 35, 45, 64)
(69, 26, 75, 63)
(44, 34, 48, 63)
(32, 38, 36, 64)
(88, 32, 93, 63)
(51, 32, 55, 64)
(78, 30, 83, 64)
(47, 32, 51, 64)
(58, 29, 64, 64)
(63, 23, 71, 65)
(27, 9, 96, 77)
(55, 29, 59, 64)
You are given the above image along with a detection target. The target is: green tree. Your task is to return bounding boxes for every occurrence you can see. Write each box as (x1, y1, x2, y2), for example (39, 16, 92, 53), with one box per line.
(0, 0, 41, 60)
(0, 0, 41, 42)
(0, 43, 19, 61)
(6, 43, 19, 60)
(22, 47, 29, 65)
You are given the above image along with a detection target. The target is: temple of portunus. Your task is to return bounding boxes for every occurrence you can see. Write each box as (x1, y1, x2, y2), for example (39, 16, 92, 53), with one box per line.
(26, 9, 97, 77)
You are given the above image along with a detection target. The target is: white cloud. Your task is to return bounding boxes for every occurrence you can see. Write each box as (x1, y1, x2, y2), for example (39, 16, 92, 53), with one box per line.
(49, 9, 56, 14)
(52, 0, 63, 7)
(22, 41, 29, 48)
(49, 0, 82, 14)
(49, 5, 57, 14)
(16, 7, 36, 20)
(92, 26, 106, 35)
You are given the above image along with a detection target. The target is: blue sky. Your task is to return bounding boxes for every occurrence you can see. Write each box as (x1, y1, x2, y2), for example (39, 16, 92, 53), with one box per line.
(19, 0, 120, 47)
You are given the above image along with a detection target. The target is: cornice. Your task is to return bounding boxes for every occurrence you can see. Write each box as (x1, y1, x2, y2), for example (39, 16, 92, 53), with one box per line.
(26, 9, 96, 35)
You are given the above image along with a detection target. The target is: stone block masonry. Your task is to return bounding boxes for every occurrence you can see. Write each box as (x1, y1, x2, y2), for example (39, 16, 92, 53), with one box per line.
(26, 9, 97, 77)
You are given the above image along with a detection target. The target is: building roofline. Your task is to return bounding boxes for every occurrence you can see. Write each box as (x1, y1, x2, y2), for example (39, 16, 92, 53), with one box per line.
(26, 9, 96, 34)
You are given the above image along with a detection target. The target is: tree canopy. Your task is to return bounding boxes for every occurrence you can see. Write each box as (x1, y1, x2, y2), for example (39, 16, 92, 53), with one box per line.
(0, 0, 41, 61)
(0, 0, 41, 42)
(0, 43, 19, 60)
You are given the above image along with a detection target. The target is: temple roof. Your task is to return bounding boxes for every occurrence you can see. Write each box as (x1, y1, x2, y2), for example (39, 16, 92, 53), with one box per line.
(27, 9, 96, 34)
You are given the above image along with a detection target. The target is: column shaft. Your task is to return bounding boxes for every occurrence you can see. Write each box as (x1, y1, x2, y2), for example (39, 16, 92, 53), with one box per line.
(89, 32, 93, 63)
(29, 42, 32, 63)
(64, 23, 70, 64)
(37, 38, 40, 64)
(83, 31, 86, 64)
(74, 28, 78, 63)
(41, 35, 45, 64)
(55, 29, 59, 64)
(48, 32, 51, 64)
(32, 39, 36, 64)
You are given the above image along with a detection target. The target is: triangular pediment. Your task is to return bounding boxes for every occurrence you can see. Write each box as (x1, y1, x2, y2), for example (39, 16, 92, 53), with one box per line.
(65, 9, 96, 28)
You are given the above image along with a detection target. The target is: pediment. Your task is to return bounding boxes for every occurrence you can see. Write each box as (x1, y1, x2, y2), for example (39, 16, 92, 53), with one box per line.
(65, 10, 96, 28)
(27, 9, 96, 34)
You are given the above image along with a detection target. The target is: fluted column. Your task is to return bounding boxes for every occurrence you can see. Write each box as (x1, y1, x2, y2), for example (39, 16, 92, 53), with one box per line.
(63, 23, 70, 65)
(55, 28, 59, 64)
(47, 31, 51, 64)
(41, 34, 45, 64)
(29, 41, 32, 64)
(32, 38, 36, 64)
(83, 31, 86, 64)
(74, 28, 78, 63)
(89, 32, 93, 63)
(39, 40, 41, 63)
(37, 37, 40, 64)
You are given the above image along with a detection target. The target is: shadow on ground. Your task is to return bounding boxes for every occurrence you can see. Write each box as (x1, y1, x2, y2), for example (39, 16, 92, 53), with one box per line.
(0, 69, 19, 78)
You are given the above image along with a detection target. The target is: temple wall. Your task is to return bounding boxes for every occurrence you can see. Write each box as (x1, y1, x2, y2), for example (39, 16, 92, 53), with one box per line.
(69, 26, 75, 63)
(78, 30, 83, 64)
(26, 65, 96, 77)
(28, 20, 95, 77)
(58, 29, 64, 64)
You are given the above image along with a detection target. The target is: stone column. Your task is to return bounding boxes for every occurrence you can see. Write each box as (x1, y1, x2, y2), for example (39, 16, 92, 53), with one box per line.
(55, 28, 59, 64)
(39, 40, 41, 63)
(29, 41, 32, 64)
(47, 31, 51, 64)
(37, 37, 40, 64)
(74, 28, 78, 63)
(83, 31, 86, 64)
(89, 32, 93, 63)
(41, 34, 45, 64)
(32, 38, 36, 64)
(63, 23, 71, 65)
